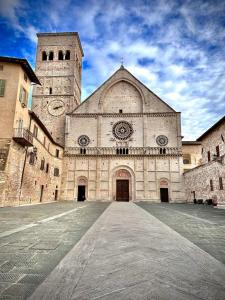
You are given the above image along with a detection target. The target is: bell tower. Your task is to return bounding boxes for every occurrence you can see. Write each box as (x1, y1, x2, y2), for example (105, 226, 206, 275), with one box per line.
(32, 32, 84, 145)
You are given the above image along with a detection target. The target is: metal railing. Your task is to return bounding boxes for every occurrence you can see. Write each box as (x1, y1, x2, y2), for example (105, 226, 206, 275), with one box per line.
(13, 128, 33, 145)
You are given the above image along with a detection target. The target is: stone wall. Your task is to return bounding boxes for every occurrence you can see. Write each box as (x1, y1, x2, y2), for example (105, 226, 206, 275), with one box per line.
(61, 156, 184, 202)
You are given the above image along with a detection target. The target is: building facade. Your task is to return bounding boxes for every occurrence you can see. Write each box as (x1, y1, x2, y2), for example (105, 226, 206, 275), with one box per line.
(0, 32, 187, 206)
(0, 57, 63, 206)
(60, 66, 185, 202)
(184, 116, 225, 205)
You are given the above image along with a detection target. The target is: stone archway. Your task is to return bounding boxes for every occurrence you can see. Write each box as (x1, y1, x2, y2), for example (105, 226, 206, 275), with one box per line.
(111, 167, 135, 201)
(76, 176, 88, 201)
(159, 178, 170, 202)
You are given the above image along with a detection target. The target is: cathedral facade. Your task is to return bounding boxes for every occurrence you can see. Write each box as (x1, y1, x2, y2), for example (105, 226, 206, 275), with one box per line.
(32, 32, 185, 203)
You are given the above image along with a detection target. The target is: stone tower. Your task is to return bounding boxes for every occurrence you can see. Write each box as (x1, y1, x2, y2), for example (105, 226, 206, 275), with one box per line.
(32, 32, 84, 145)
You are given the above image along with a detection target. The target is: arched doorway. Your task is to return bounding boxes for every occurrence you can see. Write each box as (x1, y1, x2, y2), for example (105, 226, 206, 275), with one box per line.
(159, 178, 169, 202)
(77, 176, 87, 201)
(114, 169, 132, 201)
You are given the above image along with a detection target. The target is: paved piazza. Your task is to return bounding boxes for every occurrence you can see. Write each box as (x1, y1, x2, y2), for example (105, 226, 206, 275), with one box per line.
(0, 203, 225, 299)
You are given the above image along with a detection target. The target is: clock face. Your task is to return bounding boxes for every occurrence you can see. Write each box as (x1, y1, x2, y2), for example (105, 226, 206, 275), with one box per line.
(48, 100, 65, 116)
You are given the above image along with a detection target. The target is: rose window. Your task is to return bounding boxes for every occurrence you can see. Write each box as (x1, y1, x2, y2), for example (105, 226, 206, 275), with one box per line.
(78, 135, 90, 147)
(156, 135, 168, 146)
(112, 121, 133, 140)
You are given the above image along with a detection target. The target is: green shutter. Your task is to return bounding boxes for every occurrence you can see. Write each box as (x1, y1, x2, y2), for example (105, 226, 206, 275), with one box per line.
(0, 80, 6, 97)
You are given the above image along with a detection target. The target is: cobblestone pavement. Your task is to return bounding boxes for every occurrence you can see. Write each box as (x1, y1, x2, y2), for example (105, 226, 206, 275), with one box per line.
(0, 202, 109, 300)
(138, 203, 225, 265)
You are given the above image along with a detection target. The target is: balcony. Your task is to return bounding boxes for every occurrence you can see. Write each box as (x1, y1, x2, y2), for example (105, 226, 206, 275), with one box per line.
(13, 128, 33, 147)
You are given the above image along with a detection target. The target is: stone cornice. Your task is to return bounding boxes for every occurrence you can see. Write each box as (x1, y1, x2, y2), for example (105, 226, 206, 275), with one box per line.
(67, 112, 179, 118)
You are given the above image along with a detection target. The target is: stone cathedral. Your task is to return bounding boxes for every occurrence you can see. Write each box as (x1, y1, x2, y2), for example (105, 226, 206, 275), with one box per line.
(32, 32, 185, 203)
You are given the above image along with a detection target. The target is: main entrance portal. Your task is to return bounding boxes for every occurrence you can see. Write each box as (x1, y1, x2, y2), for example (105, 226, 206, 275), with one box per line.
(116, 180, 129, 201)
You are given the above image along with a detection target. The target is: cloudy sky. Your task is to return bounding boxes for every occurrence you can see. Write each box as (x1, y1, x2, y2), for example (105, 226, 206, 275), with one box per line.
(0, 0, 225, 140)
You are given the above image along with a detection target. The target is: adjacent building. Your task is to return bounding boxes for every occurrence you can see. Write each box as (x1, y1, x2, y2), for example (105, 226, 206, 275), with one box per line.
(182, 141, 202, 173)
(184, 116, 225, 205)
(0, 57, 63, 206)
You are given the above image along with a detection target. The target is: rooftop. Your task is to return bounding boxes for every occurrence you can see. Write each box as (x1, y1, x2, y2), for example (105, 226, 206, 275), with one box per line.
(0, 56, 40, 85)
(197, 115, 225, 141)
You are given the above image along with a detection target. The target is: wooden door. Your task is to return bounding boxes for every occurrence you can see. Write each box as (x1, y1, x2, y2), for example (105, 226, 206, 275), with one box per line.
(160, 188, 169, 202)
(116, 180, 129, 201)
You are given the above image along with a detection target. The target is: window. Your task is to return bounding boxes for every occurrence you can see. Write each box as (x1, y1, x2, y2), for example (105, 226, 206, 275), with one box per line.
(46, 163, 49, 173)
(116, 148, 129, 155)
(43, 136, 46, 147)
(54, 167, 59, 177)
(65, 50, 70, 60)
(160, 148, 166, 154)
(42, 51, 47, 61)
(216, 145, 220, 157)
(183, 154, 191, 164)
(219, 177, 223, 190)
(19, 86, 28, 107)
(80, 148, 86, 154)
(56, 149, 59, 158)
(119, 109, 123, 113)
(207, 151, 211, 162)
(0, 65, 3, 71)
(24, 73, 27, 82)
(49, 51, 54, 60)
(40, 159, 45, 170)
(0, 79, 6, 97)
(29, 152, 35, 165)
(33, 125, 38, 138)
(58, 50, 63, 60)
(49, 87, 52, 94)
(210, 179, 213, 191)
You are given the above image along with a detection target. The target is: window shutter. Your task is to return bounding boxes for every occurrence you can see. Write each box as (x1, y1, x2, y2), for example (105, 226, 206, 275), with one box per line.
(0, 80, 6, 96)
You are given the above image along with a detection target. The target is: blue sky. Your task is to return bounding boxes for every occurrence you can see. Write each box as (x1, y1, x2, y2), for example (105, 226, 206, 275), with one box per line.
(0, 0, 225, 140)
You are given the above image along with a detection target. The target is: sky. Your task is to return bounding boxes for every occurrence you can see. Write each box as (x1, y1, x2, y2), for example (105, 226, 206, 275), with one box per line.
(0, 0, 225, 140)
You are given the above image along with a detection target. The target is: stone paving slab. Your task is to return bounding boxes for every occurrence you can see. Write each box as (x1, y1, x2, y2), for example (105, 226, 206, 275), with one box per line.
(0, 202, 109, 300)
(30, 202, 225, 300)
(138, 203, 225, 265)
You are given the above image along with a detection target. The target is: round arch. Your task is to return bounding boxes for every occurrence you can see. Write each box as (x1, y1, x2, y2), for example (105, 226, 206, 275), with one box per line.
(110, 165, 135, 201)
(98, 78, 146, 112)
(158, 177, 170, 202)
(75, 176, 88, 201)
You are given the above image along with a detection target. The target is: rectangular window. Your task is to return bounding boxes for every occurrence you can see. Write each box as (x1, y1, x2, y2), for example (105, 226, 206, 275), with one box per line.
(54, 168, 59, 177)
(56, 149, 59, 158)
(40, 159, 45, 170)
(0, 65, 3, 71)
(207, 151, 211, 162)
(219, 177, 223, 190)
(24, 73, 27, 82)
(0, 79, 6, 96)
(19, 86, 28, 107)
(29, 152, 35, 165)
(33, 125, 38, 138)
(216, 145, 220, 157)
(210, 179, 213, 191)
(46, 163, 49, 173)
(43, 136, 46, 147)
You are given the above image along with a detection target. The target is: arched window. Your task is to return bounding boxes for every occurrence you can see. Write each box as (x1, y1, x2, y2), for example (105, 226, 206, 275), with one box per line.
(65, 50, 70, 60)
(42, 51, 47, 61)
(58, 50, 63, 60)
(49, 51, 54, 60)
(183, 154, 191, 164)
